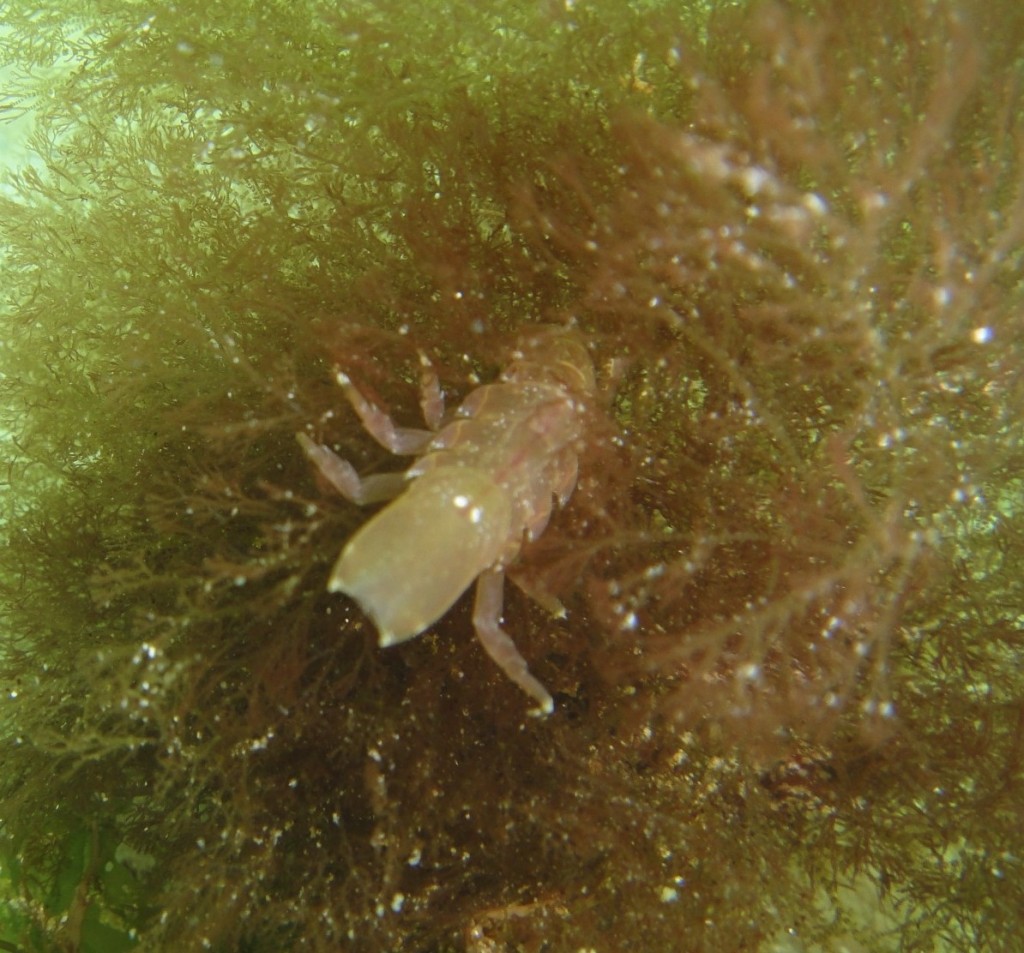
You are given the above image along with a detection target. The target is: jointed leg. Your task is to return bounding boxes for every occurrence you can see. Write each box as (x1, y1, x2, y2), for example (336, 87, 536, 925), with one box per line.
(417, 351, 445, 430)
(334, 370, 435, 455)
(472, 568, 554, 716)
(296, 432, 407, 505)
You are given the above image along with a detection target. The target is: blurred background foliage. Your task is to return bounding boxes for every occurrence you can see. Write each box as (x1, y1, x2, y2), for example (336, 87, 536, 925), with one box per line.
(0, 0, 1022, 950)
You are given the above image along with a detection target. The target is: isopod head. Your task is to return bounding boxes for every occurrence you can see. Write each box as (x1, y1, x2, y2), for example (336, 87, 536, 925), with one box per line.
(329, 467, 513, 646)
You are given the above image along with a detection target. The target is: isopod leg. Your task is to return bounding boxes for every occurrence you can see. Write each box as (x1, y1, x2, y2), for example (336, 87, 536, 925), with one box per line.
(509, 570, 567, 620)
(417, 351, 444, 430)
(472, 568, 555, 717)
(334, 370, 434, 455)
(296, 432, 407, 505)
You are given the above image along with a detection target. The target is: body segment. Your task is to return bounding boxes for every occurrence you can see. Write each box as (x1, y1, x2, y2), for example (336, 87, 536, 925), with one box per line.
(329, 466, 512, 645)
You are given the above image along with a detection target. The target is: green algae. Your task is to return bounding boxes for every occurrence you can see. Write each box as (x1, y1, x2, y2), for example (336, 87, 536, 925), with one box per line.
(0, 1, 1022, 950)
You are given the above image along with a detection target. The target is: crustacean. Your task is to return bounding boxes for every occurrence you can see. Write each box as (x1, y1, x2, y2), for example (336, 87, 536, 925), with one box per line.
(297, 325, 595, 715)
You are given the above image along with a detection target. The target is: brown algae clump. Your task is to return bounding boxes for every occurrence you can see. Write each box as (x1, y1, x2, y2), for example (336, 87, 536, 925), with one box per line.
(0, 1, 1022, 951)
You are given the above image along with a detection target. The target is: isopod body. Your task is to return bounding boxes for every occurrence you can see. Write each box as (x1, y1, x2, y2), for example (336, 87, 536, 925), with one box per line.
(298, 325, 595, 715)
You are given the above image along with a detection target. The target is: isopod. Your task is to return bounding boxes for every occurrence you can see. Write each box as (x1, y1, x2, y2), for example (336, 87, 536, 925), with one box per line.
(298, 325, 596, 715)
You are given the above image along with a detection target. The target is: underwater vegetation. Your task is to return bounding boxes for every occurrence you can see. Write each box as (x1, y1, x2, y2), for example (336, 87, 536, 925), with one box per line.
(0, 0, 1022, 950)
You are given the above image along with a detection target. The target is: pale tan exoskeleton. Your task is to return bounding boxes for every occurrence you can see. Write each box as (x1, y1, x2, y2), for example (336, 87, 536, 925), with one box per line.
(297, 325, 596, 715)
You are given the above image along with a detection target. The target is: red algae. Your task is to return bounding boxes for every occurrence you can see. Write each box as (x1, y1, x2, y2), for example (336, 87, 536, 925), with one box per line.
(0, 2, 1021, 951)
